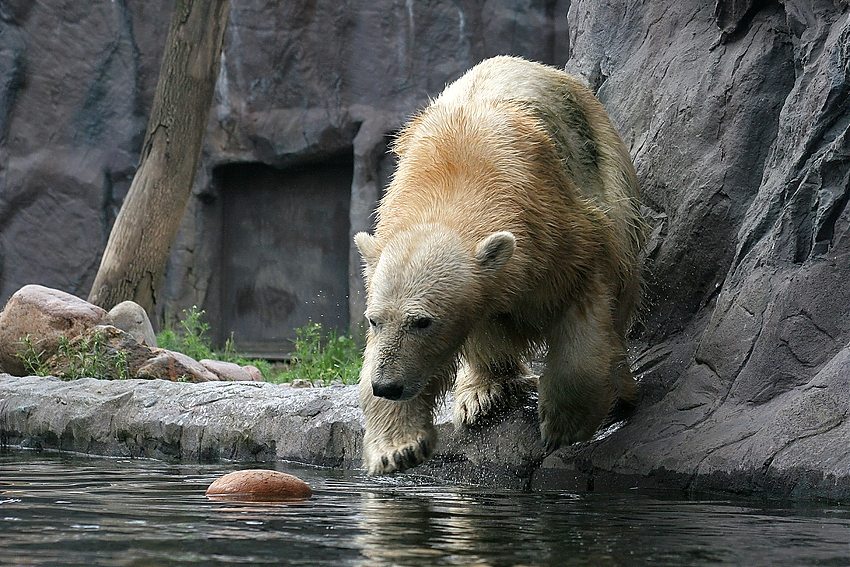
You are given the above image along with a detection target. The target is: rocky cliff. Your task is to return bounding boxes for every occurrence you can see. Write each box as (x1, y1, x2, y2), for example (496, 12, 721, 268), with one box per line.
(562, 0, 850, 498)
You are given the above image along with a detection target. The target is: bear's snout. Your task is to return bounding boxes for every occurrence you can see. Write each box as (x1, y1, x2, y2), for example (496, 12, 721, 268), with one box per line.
(372, 379, 405, 400)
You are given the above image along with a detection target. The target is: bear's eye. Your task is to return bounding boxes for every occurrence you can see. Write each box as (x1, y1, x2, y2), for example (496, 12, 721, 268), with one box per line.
(411, 317, 432, 330)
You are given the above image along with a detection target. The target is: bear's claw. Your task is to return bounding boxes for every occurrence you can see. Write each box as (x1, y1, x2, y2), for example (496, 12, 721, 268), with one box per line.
(453, 383, 503, 427)
(453, 376, 535, 428)
(365, 435, 433, 475)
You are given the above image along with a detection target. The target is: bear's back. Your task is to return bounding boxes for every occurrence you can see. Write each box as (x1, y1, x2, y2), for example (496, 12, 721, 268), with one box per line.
(435, 56, 635, 210)
(434, 56, 644, 283)
(433, 57, 645, 322)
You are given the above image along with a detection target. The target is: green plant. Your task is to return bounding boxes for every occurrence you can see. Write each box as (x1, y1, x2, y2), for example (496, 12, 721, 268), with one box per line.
(156, 308, 362, 385)
(277, 322, 361, 385)
(157, 305, 215, 361)
(157, 306, 273, 379)
(15, 335, 51, 376)
(55, 330, 130, 380)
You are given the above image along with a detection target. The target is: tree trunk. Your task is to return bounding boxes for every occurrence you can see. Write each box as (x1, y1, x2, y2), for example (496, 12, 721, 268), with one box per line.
(88, 0, 230, 314)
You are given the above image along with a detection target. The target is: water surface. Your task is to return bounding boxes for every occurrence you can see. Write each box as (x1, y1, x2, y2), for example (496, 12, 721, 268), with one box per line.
(1, 449, 848, 565)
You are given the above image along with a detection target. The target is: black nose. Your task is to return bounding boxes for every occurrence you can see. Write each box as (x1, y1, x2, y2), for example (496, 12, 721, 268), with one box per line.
(372, 381, 404, 400)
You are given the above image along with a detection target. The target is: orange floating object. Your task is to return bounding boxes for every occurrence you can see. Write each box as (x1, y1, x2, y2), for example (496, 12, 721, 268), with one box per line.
(206, 469, 313, 501)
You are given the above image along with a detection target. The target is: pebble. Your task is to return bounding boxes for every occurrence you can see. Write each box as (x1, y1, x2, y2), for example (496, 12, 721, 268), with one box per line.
(205, 469, 312, 501)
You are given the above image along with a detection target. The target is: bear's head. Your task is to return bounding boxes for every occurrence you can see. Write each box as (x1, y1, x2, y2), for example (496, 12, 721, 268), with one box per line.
(354, 225, 515, 401)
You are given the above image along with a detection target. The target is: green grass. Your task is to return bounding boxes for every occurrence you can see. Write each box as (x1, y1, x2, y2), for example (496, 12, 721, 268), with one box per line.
(157, 305, 222, 362)
(157, 307, 362, 385)
(157, 306, 274, 379)
(275, 322, 362, 385)
(16, 335, 51, 377)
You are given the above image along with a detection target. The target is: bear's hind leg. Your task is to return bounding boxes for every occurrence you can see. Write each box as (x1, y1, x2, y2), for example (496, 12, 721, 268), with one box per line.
(538, 299, 618, 452)
(453, 352, 535, 428)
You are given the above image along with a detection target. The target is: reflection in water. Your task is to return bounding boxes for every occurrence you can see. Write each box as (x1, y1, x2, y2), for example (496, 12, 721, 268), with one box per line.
(355, 489, 527, 565)
(1, 450, 850, 566)
(352, 480, 850, 567)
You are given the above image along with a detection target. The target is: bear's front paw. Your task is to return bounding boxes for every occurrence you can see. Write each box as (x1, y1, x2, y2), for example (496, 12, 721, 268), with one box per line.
(363, 432, 435, 475)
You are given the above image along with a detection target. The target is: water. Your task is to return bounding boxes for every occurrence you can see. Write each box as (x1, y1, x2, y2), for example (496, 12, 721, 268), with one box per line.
(1, 449, 849, 566)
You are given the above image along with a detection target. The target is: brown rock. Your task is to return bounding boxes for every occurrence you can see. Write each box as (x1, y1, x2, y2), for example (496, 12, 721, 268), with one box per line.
(136, 349, 220, 382)
(0, 285, 108, 376)
(94, 325, 159, 374)
(241, 364, 264, 382)
(206, 469, 312, 501)
(200, 359, 254, 381)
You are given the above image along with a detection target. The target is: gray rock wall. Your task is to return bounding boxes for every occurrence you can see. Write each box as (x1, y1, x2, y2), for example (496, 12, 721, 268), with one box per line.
(0, 0, 570, 344)
(177, 0, 570, 345)
(561, 0, 850, 497)
(0, 1, 171, 302)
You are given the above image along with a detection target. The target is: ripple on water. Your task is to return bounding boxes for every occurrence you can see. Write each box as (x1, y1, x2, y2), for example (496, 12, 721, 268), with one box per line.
(1, 449, 849, 566)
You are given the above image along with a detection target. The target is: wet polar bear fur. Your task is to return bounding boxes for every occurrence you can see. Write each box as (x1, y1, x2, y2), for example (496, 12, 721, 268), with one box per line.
(355, 56, 645, 475)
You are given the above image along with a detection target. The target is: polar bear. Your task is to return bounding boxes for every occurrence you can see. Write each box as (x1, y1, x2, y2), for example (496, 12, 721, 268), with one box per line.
(354, 56, 645, 474)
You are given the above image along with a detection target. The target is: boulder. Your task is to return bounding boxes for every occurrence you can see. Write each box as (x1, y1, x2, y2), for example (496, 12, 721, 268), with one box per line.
(0, 286, 252, 383)
(200, 359, 255, 381)
(137, 350, 220, 383)
(107, 301, 157, 347)
(0, 285, 107, 375)
(241, 365, 264, 382)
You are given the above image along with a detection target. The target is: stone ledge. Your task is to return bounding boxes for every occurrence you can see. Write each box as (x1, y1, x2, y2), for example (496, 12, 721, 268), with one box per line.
(1, 373, 848, 501)
(0, 375, 362, 466)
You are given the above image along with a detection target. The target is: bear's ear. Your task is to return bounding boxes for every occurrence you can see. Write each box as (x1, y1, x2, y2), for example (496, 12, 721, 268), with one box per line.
(354, 232, 381, 268)
(475, 231, 515, 272)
